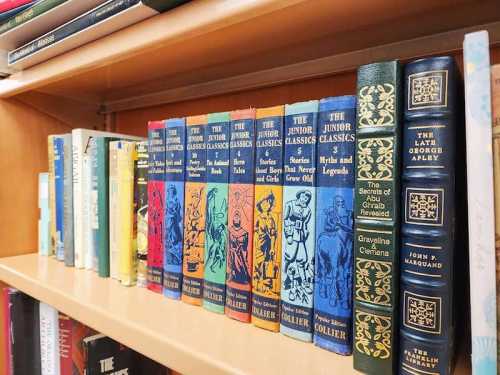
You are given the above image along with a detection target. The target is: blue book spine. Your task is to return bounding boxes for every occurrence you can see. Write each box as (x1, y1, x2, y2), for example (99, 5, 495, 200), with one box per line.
(313, 96, 356, 354)
(54, 136, 65, 261)
(163, 118, 186, 299)
(280, 100, 318, 341)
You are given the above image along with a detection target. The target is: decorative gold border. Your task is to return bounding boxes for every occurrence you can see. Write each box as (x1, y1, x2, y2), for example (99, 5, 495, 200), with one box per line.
(404, 187, 444, 226)
(402, 363, 439, 375)
(403, 290, 442, 334)
(407, 70, 448, 110)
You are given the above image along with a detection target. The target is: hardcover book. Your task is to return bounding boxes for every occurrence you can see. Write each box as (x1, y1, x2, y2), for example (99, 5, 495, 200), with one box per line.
(109, 141, 120, 280)
(0, 0, 34, 13)
(58, 313, 72, 375)
(226, 108, 256, 322)
(280, 100, 318, 341)
(464, 30, 497, 374)
(135, 140, 148, 288)
(313, 96, 356, 354)
(83, 334, 135, 375)
(39, 172, 50, 256)
(85, 138, 96, 270)
(163, 118, 186, 299)
(251, 105, 284, 331)
(117, 140, 138, 286)
(203, 112, 230, 313)
(400, 56, 460, 375)
(182, 114, 207, 305)
(54, 135, 65, 261)
(39, 302, 60, 375)
(353, 61, 402, 374)
(148, 121, 166, 293)
(71, 320, 95, 375)
(62, 134, 73, 266)
(48, 135, 56, 255)
(493, 63, 500, 372)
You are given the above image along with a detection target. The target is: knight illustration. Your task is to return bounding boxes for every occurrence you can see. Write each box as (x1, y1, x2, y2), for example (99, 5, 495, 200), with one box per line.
(316, 195, 354, 309)
(253, 191, 279, 295)
(227, 211, 250, 284)
(184, 187, 204, 273)
(165, 184, 183, 265)
(282, 190, 314, 303)
(205, 187, 227, 272)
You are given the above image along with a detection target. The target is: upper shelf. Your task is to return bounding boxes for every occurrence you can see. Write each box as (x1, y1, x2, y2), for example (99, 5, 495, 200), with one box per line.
(0, 0, 499, 113)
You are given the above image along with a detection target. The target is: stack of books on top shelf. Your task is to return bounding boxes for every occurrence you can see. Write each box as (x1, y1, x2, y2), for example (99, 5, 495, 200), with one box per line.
(1, 288, 170, 375)
(37, 29, 500, 375)
(0, 0, 189, 75)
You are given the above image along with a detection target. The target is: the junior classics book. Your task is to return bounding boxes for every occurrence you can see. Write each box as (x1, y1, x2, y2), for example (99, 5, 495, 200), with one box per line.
(353, 61, 402, 374)
(314, 96, 356, 354)
(203, 112, 230, 313)
(182, 115, 208, 305)
(251, 105, 284, 332)
(163, 118, 186, 299)
(280, 100, 318, 341)
(135, 141, 149, 288)
(226, 108, 256, 322)
(54, 135, 65, 261)
(147, 121, 166, 293)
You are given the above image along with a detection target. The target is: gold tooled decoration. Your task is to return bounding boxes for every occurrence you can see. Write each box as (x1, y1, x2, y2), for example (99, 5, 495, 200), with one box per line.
(354, 310, 392, 359)
(355, 258, 392, 306)
(358, 84, 395, 128)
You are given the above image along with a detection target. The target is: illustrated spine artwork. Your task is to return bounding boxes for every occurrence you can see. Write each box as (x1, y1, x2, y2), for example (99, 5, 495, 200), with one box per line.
(280, 100, 318, 341)
(225, 108, 256, 322)
(464, 30, 497, 374)
(203, 112, 230, 313)
(163, 118, 186, 299)
(147, 121, 166, 293)
(400, 57, 459, 375)
(353, 61, 402, 374)
(135, 141, 149, 288)
(313, 96, 356, 354)
(54, 136, 65, 261)
(251, 105, 284, 331)
(182, 115, 208, 305)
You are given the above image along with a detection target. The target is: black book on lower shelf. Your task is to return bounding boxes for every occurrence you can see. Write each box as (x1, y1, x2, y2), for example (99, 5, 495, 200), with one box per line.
(10, 290, 41, 375)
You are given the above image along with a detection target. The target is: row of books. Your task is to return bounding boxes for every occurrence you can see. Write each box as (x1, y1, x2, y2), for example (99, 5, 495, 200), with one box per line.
(2, 289, 169, 375)
(0, 0, 189, 74)
(37, 29, 500, 374)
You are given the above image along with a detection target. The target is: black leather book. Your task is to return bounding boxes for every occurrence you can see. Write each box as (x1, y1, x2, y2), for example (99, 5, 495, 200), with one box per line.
(84, 334, 135, 374)
(353, 61, 403, 374)
(399, 56, 460, 375)
(10, 291, 41, 375)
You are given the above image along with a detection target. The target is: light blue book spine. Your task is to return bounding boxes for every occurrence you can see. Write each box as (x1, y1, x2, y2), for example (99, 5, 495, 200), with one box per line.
(54, 136, 65, 261)
(464, 30, 497, 375)
(39, 172, 50, 256)
(280, 100, 318, 342)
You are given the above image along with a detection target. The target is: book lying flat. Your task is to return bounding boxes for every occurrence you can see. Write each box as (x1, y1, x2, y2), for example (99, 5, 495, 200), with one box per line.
(0, 0, 34, 14)
(8, 0, 188, 69)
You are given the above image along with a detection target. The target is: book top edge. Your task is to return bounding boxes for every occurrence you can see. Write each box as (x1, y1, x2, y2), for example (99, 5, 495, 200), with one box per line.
(256, 105, 284, 118)
(207, 111, 230, 123)
(285, 100, 319, 115)
(165, 117, 185, 127)
(186, 114, 207, 125)
(319, 95, 356, 111)
(230, 108, 256, 120)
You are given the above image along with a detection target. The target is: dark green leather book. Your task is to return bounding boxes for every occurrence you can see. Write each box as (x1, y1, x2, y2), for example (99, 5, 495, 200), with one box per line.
(353, 60, 402, 374)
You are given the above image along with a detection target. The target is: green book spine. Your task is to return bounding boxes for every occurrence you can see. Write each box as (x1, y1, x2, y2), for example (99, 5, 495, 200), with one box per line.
(353, 61, 402, 374)
(96, 138, 111, 278)
(0, 0, 68, 35)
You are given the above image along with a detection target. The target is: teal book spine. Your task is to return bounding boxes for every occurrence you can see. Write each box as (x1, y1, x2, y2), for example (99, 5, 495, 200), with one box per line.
(203, 112, 230, 313)
(280, 100, 319, 341)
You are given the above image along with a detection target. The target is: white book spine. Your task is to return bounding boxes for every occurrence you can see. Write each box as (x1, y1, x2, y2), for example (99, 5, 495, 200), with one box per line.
(39, 302, 60, 375)
(464, 30, 497, 374)
(84, 151, 94, 270)
(109, 141, 120, 280)
(72, 130, 84, 268)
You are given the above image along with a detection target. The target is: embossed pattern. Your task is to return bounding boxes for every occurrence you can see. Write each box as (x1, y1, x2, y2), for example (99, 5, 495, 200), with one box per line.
(358, 84, 395, 127)
(355, 258, 392, 306)
(355, 310, 392, 359)
(357, 138, 394, 180)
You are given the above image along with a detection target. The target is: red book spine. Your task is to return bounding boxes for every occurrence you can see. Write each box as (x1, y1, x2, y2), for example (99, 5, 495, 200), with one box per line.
(147, 121, 166, 293)
(0, 0, 33, 13)
(3, 288, 12, 375)
(58, 313, 72, 375)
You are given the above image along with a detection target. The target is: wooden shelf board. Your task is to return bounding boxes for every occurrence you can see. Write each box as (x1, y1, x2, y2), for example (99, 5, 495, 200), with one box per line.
(0, 0, 498, 111)
(0, 254, 356, 375)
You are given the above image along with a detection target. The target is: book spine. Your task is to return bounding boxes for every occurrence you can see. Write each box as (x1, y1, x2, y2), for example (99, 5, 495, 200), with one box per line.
(3, 288, 13, 375)
(163, 118, 186, 299)
(71, 320, 93, 375)
(63, 135, 74, 266)
(182, 115, 207, 305)
(8, 0, 139, 64)
(109, 141, 120, 280)
(147, 121, 166, 293)
(135, 141, 148, 288)
(353, 61, 402, 374)
(39, 302, 60, 375)
(96, 138, 111, 278)
(39, 172, 50, 256)
(54, 137, 65, 261)
(280, 101, 318, 341)
(84, 139, 95, 270)
(118, 141, 137, 286)
(58, 313, 72, 375)
(202, 112, 230, 313)
(313, 96, 356, 354)
(48, 135, 55, 256)
(72, 130, 85, 269)
(251, 106, 284, 332)
(0, 0, 33, 13)
(0, 0, 67, 34)
(399, 56, 458, 375)
(493, 64, 500, 374)
(0, 2, 32, 22)
(464, 30, 497, 374)
(225, 109, 256, 322)
(90, 138, 99, 272)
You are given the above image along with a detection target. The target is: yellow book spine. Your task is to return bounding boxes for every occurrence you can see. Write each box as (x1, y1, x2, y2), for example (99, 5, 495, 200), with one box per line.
(118, 141, 137, 286)
(48, 135, 55, 256)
